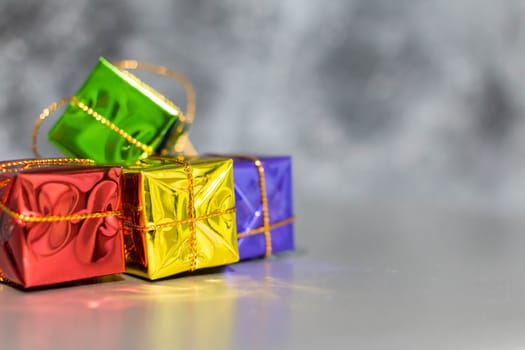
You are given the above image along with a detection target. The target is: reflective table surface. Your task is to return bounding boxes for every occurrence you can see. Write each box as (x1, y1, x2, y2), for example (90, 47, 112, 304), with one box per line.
(2, 198, 525, 349)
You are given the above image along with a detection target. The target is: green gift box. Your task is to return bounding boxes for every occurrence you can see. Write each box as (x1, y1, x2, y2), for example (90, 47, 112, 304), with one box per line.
(47, 57, 186, 164)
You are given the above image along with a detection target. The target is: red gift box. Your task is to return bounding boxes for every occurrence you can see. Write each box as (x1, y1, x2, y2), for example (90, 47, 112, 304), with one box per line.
(0, 159, 125, 288)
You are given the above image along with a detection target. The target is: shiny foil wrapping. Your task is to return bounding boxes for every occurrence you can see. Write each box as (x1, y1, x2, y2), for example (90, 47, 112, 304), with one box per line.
(48, 57, 184, 164)
(0, 164, 124, 288)
(122, 157, 239, 280)
(233, 156, 294, 260)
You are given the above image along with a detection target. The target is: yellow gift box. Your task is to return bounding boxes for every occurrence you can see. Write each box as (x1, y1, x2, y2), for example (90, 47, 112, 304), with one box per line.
(121, 156, 239, 280)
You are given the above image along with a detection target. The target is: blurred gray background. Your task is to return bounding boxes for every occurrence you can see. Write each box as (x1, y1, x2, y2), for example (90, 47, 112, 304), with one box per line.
(1, 1, 525, 212)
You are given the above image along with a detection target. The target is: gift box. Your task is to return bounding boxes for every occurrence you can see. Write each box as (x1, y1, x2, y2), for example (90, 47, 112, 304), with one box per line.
(0, 160, 125, 288)
(230, 156, 294, 260)
(122, 156, 239, 280)
(47, 57, 186, 164)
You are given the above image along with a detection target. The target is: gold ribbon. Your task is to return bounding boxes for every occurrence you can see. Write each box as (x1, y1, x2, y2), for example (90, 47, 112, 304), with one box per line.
(0, 203, 122, 223)
(0, 158, 94, 173)
(251, 157, 273, 256)
(122, 207, 236, 231)
(236, 216, 295, 238)
(32, 59, 198, 159)
(0, 158, 123, 222)
(207, 154, 295, 257)
(180, 158, 198, 271)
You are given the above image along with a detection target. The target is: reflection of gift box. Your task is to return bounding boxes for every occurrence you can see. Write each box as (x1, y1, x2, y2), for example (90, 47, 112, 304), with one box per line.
(47, 57, 185, 164)
(231, 156, 294, 260)
(0, 160, 124, 288)
(122, 157, 239, 280)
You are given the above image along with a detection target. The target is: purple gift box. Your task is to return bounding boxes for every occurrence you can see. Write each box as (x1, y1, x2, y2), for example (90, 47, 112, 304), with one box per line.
(232, 156, 294, 260)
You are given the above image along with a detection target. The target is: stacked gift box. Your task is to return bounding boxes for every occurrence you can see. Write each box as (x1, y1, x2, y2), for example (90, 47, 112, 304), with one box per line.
(0, 57, 294, 289)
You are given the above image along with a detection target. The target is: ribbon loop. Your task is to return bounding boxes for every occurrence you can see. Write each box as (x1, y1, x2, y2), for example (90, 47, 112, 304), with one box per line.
(32, 98, 71, 159)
